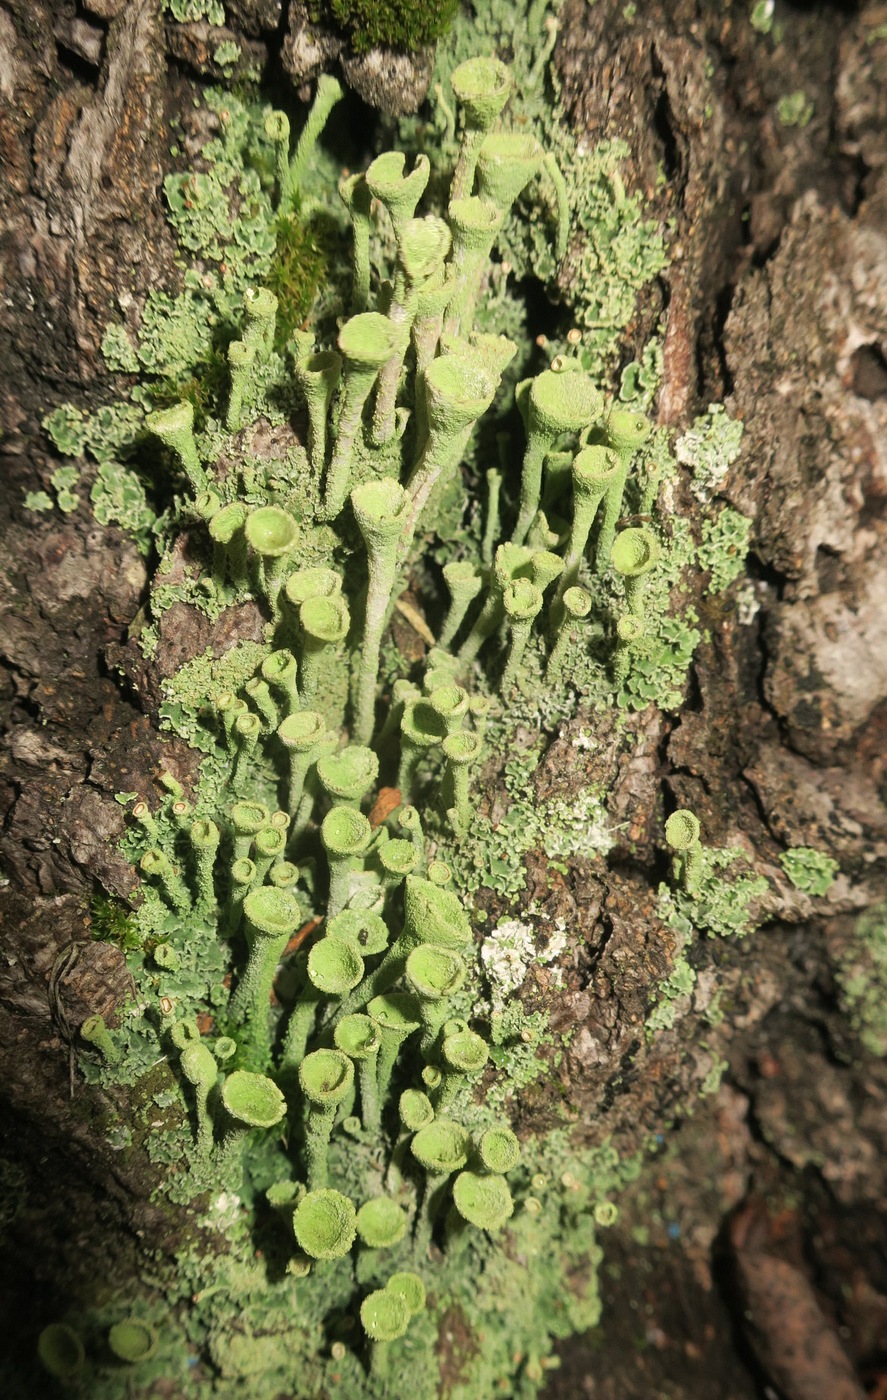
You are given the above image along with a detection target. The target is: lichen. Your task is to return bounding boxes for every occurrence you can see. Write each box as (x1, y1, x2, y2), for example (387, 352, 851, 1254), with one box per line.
(698, 506, 752, 595)
(162, 0, 225, 24)
(777, 90, 814, 128)
(25, 23, 785, 1400)
(480, 916, 565, 1011)
(36, 88, 334, 549)
(779, 845, 839, 897)
(676, 403, 744, 503)
(834, 903, 887, 1057)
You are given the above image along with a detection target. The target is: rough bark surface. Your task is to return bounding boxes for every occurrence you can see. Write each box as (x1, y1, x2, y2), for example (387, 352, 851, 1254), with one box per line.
(1, 0, 886, 1395)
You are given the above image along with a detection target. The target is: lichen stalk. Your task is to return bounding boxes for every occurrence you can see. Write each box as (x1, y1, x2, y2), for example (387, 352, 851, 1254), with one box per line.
(264, 109, 292, 209)
(277, 711, 326, 821)
(288, 74, 344, 202)
(299, 1049, 354, 1190)
(442, 197, 504, 336)
(243, 288, 278, 364)
(450, 57, 514, 201)
(402, 353, 497, 550)
(500, 578, 543, 692)
(323, 313, 397, 519)
(339, 173, 372, 312)
(228, 888, 300, 1063)
(139, 848, 191, 914)
(611, 613, 644, 689)
(594, 407, 652, 571)
(546, 586, 592, 683)
(296, 350, 341, 477)
(189, 818, 220, 908)
(439, 561, 483, 650)
(482, 466, 503, 566)
(180, 1040, 218, 1170)
(512, 368, 603, 548)
(350, 479, 411, 745)
(298, 595, 350, 702)
(556, 445, 622, 598)
(146, 401, 207, 496)
(261, 650, 300, 718)
(231, 711, 261, 790)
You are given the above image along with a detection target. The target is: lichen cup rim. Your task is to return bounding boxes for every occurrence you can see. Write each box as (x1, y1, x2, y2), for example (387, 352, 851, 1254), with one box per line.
(244, 505, 299, 557)
(221, 1070, 286, 1128)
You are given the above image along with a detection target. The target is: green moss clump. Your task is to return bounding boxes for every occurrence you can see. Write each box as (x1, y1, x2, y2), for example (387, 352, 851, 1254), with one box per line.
(266, 214, 334, 348)
(89, 894, 142, 952)
(316, 0, 459, 54)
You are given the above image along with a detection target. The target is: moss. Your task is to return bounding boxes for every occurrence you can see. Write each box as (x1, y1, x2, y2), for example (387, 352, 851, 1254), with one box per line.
(266, 213, 335, 347)
(315, 0, 459, 53)
(89, 893, 142, 952)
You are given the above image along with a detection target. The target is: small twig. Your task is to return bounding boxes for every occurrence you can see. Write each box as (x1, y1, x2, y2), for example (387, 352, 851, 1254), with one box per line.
(47, 941, 86, 1098)
(393, 597, 436, 647)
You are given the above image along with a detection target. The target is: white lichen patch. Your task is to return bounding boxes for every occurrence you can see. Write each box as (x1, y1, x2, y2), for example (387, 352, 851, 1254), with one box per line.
(570, 728, 597, 751)
(541, 788, 614, 860)
(676, 403, 744, 503)
(481, 916, 569, 1010)
(207, 1192, 243, 1231)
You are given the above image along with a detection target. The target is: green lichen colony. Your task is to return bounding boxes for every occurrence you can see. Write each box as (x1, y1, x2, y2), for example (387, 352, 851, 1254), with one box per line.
(33, 10, 773, 1396)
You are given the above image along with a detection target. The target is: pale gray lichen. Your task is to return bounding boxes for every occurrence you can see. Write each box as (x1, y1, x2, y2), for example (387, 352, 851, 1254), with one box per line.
(481, 916, 567, 1012)
(676, 404, 744, 503)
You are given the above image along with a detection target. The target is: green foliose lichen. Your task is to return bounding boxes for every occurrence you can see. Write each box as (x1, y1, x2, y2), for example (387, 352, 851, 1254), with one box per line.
(676, 403, 744, 503)
(779, 845, 839, 897)
(698, 506, 752, 595)
(23, 490, 54, 512)
(162, 0, 225, 22)
(834, 902, 887, 1057)
(659, 847, 769, 943)
(777, 90, 814, 128)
